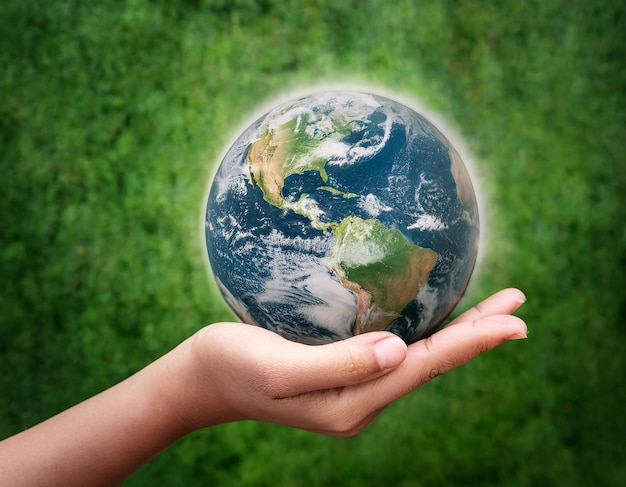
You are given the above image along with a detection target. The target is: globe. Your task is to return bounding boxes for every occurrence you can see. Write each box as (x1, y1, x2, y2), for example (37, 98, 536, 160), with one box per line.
(204, 91, 479, 345)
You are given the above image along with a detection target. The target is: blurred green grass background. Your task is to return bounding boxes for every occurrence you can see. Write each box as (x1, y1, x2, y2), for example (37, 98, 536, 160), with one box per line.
(1, 0, 625, 485)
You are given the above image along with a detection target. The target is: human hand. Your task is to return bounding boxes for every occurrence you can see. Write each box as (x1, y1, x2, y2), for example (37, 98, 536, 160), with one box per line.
(0, 288, 526, 487)
(170, 288, 527, 437)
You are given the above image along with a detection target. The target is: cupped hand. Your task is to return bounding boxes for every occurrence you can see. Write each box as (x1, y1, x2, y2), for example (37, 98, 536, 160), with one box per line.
(173, 288, 527, 437)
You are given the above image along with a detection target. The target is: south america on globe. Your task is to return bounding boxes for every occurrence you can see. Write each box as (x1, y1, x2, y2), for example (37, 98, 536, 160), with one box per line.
(204, 91, 479, 345)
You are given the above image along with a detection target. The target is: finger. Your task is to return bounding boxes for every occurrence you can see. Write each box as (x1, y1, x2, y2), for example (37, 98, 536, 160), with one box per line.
(198, 323, 408, 400)
(265, 331, 408, 398)
(448, 288, 526, 325)
(277, 288, 526, 397)
(286, 314, 527, 436)
(353, 314, 527, 411)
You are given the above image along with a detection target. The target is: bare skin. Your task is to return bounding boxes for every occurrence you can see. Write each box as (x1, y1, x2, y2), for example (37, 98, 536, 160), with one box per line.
(0, 288, 527, 486)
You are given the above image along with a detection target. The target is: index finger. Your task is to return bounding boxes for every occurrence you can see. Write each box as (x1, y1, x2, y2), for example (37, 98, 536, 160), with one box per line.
(335, 313, 527, 427)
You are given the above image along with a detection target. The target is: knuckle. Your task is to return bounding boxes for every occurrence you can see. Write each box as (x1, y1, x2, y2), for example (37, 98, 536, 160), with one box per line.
(423, 336, 436, 354)
(325, 407, 370, 437)
(342, 347, 374, 382)
(427, 358, 455, 381)
(473, 301, 486, 317)
(258, 369, 293, 399)
(474, 340, 492, 356)
(429, 368, 442, 380)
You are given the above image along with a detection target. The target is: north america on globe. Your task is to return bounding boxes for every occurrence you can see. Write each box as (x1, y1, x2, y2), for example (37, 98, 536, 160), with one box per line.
(205, 90, 479, 345)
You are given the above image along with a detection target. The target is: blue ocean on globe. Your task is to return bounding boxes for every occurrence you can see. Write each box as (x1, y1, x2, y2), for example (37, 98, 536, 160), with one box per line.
(205, 91, 479, 345)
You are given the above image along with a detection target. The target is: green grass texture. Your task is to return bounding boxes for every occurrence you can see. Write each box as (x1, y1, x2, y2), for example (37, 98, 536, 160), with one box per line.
(1, 1, 624, 485)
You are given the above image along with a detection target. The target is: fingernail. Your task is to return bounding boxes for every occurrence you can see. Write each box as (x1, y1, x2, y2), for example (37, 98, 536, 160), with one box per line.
(509, 327, 528, 340)
(374, 336, 407, 370)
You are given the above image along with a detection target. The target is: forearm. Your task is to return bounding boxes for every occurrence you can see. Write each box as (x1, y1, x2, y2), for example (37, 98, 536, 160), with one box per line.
(0, 345, 194, 487)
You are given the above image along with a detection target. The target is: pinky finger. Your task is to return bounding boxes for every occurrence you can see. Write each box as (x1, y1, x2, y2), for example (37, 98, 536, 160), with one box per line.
(448, 288, 526, 326)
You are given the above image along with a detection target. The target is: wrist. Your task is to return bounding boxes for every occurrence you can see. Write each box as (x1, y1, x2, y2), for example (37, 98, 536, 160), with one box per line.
(148, 339, 206, 437)
(156, 327, 240, 433)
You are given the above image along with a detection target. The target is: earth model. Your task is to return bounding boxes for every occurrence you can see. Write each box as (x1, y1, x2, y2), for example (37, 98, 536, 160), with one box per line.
(205, 91, 479, 345)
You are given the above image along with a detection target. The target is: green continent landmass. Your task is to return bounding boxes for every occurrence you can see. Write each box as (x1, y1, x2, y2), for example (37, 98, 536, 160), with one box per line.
(317, 186, 358, 198)
(329, 216, 438, 335)
(246, 113, 436, 335)
(245, 113, 353, 229)
(246, 116, 327, 207)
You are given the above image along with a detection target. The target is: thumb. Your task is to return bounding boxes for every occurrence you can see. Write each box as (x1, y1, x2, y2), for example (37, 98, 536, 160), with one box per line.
(271, 331, 408, 398)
